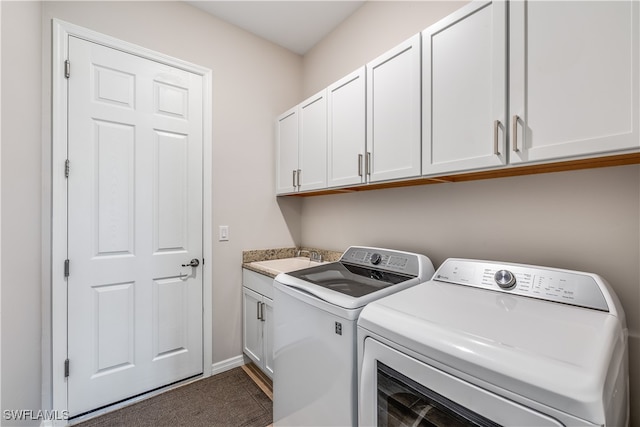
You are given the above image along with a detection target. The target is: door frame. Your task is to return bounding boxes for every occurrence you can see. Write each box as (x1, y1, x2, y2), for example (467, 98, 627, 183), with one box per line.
(48, 19, 213, 421)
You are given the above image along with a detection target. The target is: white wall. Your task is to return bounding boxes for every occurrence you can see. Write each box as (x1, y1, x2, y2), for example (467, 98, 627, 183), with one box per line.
(303, 1, 467, 96)
(1, 1, 44, 424)
(2, 0, 303, 422)
(299, 1, 640, 425)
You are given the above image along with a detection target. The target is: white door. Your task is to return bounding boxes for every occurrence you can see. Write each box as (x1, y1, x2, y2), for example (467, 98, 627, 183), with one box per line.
(366, 34, 421, 183)
(327, 67, 366, 188)
(510, 0, 639, 164)
(298, 90, 328, 191)
(422, 0, 507, 176)
(67, 36, 203, 416)
(276, 107, 299, 194)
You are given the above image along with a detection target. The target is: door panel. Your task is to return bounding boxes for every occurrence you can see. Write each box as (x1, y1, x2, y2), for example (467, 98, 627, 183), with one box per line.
(153, 278, 189, 358)
(96, 120, 135, 255)
(93, 282, 135, 374)
(93, 64, 135, 108)
(299, 90, 328, 191)
(155, 131, 188, 252)
(422, 1, 507, 175)
(366, 35, 421, 182)
(510, 0, 639, 162)
(327, 67, 366, 188)
(67, 36, 203, 417)
(243, 287, 263, 365)
(276, 108, 299, 194)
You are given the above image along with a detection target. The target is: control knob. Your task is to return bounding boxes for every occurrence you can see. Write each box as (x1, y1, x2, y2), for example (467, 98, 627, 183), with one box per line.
(370, 253, 382, 265)
(494, 270, 516, 289)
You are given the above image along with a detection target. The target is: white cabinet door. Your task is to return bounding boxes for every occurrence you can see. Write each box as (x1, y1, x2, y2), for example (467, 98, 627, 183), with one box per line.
(242, 287, 263, 366)
(422, 1, 507, 176)
(367, 34, 422, 183)
(299, 90, 328, 191)
(242, 270, 274, 378)
(276, 107, 299, 194)
(263, 297, 274, 379)
(328, 67, 366, 187)
(510, 0, 639, 164)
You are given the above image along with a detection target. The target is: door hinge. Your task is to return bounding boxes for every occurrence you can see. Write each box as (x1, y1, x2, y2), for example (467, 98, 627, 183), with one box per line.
(64, 359, 70, 378)
(64, 259, 70, 277)
(64, 60, 70, 79)
(65, 159, 70, 178)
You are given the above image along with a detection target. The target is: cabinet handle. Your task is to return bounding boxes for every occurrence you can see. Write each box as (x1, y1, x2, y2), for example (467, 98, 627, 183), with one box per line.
(358, 154, 363, 177)
(292, 170, 297, 188)
(366, 152, 371, 177)
(297, 169, 301, 187)
(256, 301, 262, 320)
(494, 120, 501, 155)
(512, 115, 520, 153)
(261, 302, 266, 322)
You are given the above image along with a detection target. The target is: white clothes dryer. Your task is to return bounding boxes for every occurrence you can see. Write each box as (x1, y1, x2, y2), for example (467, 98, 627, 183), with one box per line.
(358, 259, 629, 426)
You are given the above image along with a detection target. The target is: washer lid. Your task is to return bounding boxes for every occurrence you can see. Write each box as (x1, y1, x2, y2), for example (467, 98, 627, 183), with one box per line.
(275, 246, 435, 310)
(287, 261, 412, 297)
(358, 279, 627, 424)
(275, 267, 420, 310)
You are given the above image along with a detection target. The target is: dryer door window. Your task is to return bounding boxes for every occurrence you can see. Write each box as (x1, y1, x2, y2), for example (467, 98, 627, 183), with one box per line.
(359, 337, 565, 427)
(377, 362, 499, 427)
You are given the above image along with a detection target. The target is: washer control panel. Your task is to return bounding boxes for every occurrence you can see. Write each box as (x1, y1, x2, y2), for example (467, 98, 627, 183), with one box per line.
(341, 246, 421, 277)
(434, 259, 610, 312)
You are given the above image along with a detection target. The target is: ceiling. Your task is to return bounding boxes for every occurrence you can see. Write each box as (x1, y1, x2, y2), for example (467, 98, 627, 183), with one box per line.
(185, 1, 365, 55)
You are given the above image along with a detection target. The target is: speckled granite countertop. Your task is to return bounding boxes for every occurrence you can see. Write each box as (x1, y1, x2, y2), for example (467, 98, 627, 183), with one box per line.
(242, 247, 343, 278)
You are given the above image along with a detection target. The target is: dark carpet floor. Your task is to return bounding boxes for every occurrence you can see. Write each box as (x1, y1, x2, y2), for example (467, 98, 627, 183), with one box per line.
(73, 367, 273, 427)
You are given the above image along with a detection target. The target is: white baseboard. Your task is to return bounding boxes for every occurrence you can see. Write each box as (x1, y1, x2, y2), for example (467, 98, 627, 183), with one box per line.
(210, 355, 246, 376)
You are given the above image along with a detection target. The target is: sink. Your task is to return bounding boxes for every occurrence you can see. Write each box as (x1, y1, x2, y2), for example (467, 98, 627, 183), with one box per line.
(250, 257, 324, 276)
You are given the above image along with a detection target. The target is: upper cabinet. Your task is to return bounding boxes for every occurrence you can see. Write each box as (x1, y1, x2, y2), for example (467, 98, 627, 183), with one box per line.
(276, 107, 298, 194)
(276, 90, 328, 195)
(299, 90, 328, 191)
(422, 0, 507, 176)
(509, 0, 639, 164)
(327, 67, 366, 188)
(276, 0, 640, 197)
(366, 34, 422, 183)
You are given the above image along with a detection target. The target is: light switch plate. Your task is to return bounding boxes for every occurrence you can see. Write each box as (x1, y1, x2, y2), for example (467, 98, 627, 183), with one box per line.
(219, 225, 229, 241)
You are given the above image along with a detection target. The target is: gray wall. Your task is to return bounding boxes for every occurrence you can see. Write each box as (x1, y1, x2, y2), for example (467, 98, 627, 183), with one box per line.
(298, 1, 640, 424)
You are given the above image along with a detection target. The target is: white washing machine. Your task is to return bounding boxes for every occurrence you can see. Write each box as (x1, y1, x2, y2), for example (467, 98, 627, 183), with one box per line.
(273, 246, 435, 426)
(358, 258, 629, 426)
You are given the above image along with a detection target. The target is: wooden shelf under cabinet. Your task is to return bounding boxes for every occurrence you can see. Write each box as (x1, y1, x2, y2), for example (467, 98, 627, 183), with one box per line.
(279, 153, 640, 197)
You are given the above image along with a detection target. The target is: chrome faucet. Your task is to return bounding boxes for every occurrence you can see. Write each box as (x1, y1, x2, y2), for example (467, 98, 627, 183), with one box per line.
(296, 249, 323, 262)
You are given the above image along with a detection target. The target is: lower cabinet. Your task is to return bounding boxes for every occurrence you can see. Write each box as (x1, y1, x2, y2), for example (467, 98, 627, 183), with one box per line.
(242, 269, 274, 378)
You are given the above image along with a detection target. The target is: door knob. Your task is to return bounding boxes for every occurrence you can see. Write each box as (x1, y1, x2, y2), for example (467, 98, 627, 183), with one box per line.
(181, 258, 200, 267)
